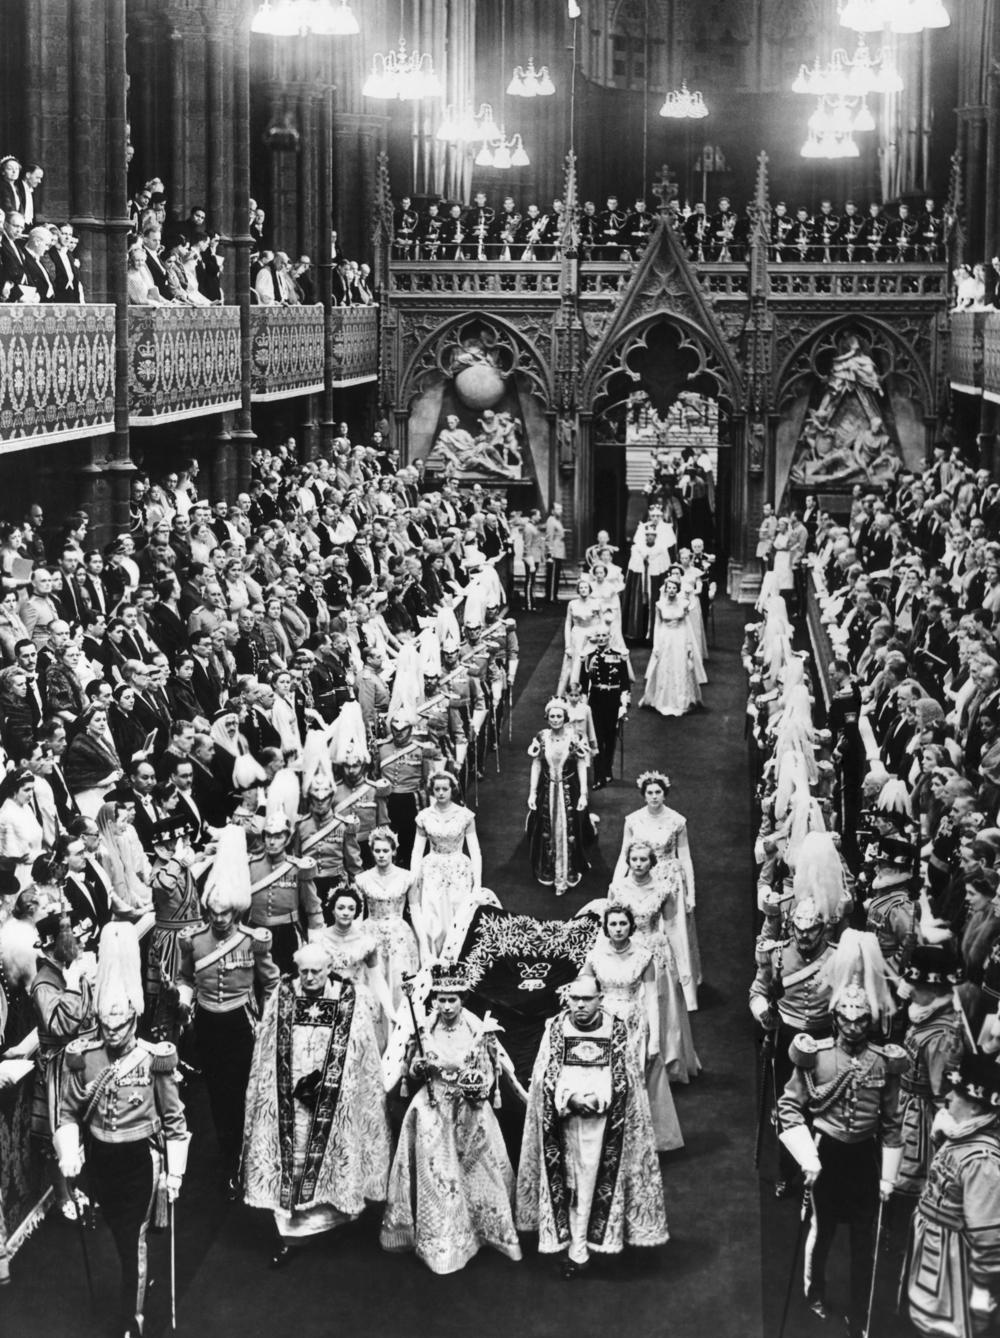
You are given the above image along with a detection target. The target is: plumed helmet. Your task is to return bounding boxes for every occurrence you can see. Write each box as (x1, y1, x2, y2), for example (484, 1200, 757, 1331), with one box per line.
(790, 896, 822, 931)
(832, 981, 873, 1023)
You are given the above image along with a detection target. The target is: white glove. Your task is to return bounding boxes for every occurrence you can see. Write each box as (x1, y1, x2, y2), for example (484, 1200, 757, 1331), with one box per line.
(166, 1175, 183, 1203)
(53, 1124, 84, 1180)
(970, 1285, 995, 1316)
(750, 994, 774, 1026)
(779, 1124, 821, 1181)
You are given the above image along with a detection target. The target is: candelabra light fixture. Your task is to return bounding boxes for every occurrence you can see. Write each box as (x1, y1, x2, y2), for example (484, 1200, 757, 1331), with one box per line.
(474, 130, 529, 169)
(362, 38, 443, 99)
(658, 81, 709, 119)
(251, 0, 359, 35)
(437, 102, 503, 146)
(838, 0, 949, 32)
(792, 37, 902, 96)
(507, 59, 555, 97)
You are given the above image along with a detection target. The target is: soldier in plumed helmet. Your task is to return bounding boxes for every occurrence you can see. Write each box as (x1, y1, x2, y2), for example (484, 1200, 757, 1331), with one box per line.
(177, 826, 278, 1195)
(55, 922, 189, 1338)
(778, 934, 904, 1338)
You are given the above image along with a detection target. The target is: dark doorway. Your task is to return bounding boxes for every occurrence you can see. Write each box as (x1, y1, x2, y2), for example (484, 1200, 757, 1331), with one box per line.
(593, 443, 627, 559)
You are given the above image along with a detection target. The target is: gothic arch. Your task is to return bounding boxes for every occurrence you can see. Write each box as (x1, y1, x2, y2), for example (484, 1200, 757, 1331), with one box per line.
(774, 314, 936, 417)
(580, 310, 743, 417)
(396, 311, 556, 413)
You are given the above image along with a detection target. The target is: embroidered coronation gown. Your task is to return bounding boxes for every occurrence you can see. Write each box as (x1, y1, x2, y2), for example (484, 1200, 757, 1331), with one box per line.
(640, 591, 705, 717)
(607, 871, 701, 1081)
(615, 806, 702, 1011)
(527, 729, 592, 892)
(583, 940, 684, 1152)
(414, 804, 478, 957)
(355, 864, 421, 1013)
(380, 1010, 522, 1274)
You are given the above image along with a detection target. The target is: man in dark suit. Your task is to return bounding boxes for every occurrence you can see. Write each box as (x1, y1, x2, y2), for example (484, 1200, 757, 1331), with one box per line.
(141, 223, 175, 300)
(163, 756, 204, 847)
(36, 717, 80, 830)
(54, 546, 91, 627)
(0, 208, 28, 300)
(61, 834, 111, 941)
(126, 757, 163, 852)
(19, 226, 56, 300)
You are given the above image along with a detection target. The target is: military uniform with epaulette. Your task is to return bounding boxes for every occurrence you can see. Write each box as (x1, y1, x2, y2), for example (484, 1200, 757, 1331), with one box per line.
(778, 989, 906, 1337)
(247, 849, 323, 973)
(296, 806, 362, 919)
(57, 1034, 188, 1335)
(578, 645, 630, 787)
(375, 732, 441, 865)
(177, 923, 278, 1178)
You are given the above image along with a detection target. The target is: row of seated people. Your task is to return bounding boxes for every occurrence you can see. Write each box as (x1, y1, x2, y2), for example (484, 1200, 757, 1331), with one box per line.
(392, 192, 655, 262)
(682, 196, 949, 264)
(392, 188, 950, 265)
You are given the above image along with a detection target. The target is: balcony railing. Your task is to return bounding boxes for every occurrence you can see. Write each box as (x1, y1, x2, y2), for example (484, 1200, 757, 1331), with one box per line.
(251, 304, 324, 401)
(389, 262, 562, 297)
(766, 263, 947, 300)
(330, 305, 379, 387)
(0, 303, 116, 451)
(128, 305, 241, 425)
(949, 309, 986, 396)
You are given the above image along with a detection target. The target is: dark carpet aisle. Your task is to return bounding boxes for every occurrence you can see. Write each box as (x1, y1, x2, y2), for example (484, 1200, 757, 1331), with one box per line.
(2, 600, 764, 1338)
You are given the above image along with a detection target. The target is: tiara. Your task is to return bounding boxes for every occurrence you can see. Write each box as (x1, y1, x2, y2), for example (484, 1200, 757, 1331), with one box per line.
(545, 696, 570, 714)
(369, 825, 398, 849)
(636, 769, 670, 791)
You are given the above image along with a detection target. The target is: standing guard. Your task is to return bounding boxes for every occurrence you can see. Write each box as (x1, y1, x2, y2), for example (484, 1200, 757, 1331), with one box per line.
(418, 202, 444, 261)
(463, 191, 495, 262)
(887, 202, 919, 262)
(56, 923, 190, 1338)
(623, 197, 654, 259)
(916, 197, 946, 263)
(683, 201, 710, 261)
(577, 627, 630, 790)
(392, 195, 419, 261)
(177, 827, 279, 1195)
(578, 199, 600, 258)
(770, 202, 794, 262)
(778, 980, 905, 1338)
(595, 194, 627, 259)
(840, 200, 862, 260)
(815, 199, 841, 263)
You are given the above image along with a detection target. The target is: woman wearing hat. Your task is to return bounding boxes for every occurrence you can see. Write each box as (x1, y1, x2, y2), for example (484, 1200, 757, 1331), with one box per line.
(380, 961, 521, 1273)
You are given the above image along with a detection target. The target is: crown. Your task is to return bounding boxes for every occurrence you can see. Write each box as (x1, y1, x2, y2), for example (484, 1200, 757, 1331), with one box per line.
(636, 769, 670, 791)
(429, 960, 469, 993)
(545, 696, 570, 715)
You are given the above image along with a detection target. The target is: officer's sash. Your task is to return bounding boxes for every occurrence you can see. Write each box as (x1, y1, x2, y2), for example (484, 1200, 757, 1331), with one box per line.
(299, 812, 350, 854)
(781, 957, 825, 990)
(248, 861, 299, 893)
(194, 928, 248, 973)
(81, 1045, 149, 1126)
(378, 741, 421, 772)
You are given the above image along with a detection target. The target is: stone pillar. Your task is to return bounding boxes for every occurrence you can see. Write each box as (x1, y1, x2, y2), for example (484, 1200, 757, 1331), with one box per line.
(231, 7, 256, 494)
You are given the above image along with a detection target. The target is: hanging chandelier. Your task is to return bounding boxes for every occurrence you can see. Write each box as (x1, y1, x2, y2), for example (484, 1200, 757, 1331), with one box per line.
(475, 130, 529, 169)
(839, 0, 949, 32)
(507, 59, 555, 97)
(658, 82, 709, 119)
(363, 38, 443, 99)
(800, 128, 860, 159)
(808, 95, 875, 136)
(437, 102, 503, 146)
(251, 0, 359, 35)
(792, 37, 902, 97)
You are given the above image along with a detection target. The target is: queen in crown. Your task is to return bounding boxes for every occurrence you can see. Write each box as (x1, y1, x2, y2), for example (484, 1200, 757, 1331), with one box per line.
(380, 960, 522, 1274)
